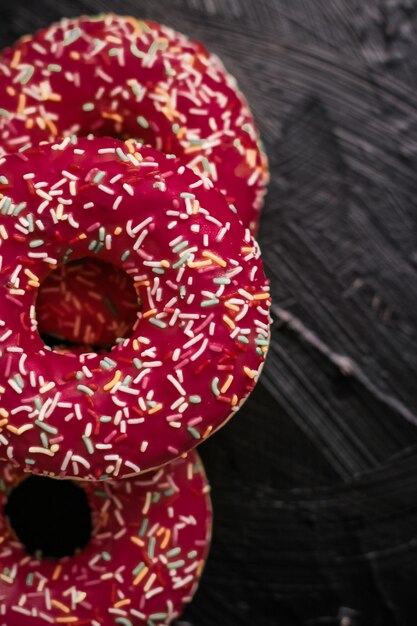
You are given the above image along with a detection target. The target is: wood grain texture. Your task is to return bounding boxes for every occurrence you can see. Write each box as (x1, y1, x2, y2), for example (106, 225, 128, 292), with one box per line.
(1, 1, 417, 624)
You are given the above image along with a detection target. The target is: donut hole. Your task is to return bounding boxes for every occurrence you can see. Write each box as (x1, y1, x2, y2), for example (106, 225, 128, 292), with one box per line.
(35, 258, 141, 355)
(4, 476, 92, 559)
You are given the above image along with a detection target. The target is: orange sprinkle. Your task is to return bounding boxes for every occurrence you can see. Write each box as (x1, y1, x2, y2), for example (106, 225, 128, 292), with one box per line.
(28, 280, 40, 288)
(55, 617, 78, 624)
(188, 259, 212, 269)
(52, 564, 62, 580)
(69, 51, 80, 60)
(47, 93, 62, 102)
(223, 315, 236, 330)
(241, 246, 254, 253)
(130, 536, 145, 548)
(231, 394, 238, 407)
(25, 119, 34, 129)
(160, 260, 170, 268)
(113, 226, 122, 235)
(253, 292, 270, 300)
(246, 149, 257, 168)
(101, 111, 123, 123)
(156, 526, 166, 536)
(6, 87, 15, 97)
(160, 529, 171, 550)
(124, 140, 135, 153)
(132, 339, 141, 351)
(221, 375, 234, 394)
(148, 403, 163, 415)
(143, 308, 157, 319)
(244, 366, 255, 379)
(0, 409, 9, 418)
(224, 302, 239, 312)
(17, 93, 26, 114)
(202, 250, 227, 267)
(134, 280, 151, 288)
(6, 425, 20, 435)
(78, 233, 87, 240)
(133, 565, 149, 586)
(10, 49, 21, 69)
(51, 600, 70, 614)
(103, 370, 122, 392)
(202, 425, 213, 439)
(114, 599, 131, 609)
(192, 199, 201, 214)
(44, 118, 58, 136)
(0, 419, 8, 429)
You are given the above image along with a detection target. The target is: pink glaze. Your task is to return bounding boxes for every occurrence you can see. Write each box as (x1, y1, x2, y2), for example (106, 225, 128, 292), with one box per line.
(0, 450, 212, 626)
(36, 258, 140, 349)
(0, 13, 269, 234)
(0, 136, 271, 479)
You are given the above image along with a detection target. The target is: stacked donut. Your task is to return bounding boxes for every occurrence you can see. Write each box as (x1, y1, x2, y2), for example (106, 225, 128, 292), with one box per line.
(0, 14, 271, 626)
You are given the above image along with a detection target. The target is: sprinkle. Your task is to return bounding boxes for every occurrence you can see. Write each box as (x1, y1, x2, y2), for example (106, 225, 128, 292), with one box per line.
(211, 377, 220, 396)
(137, 115, 149, 128)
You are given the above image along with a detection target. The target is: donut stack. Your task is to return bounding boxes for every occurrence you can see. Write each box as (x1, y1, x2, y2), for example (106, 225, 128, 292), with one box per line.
(0, 14, 271, 626)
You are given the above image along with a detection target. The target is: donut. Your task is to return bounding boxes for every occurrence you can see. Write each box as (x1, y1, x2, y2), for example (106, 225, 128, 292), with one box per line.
(0, 450, 212, 626)
(36, 258, 140, 352)
(0, 136, 271, 479)
(0, 13, 268, 234)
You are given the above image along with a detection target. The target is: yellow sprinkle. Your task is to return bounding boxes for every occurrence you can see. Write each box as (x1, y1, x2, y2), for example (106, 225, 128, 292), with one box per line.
(28, 280, 40, 288)
(39, 381, 55, 394)
(223, 315, 236, 330)
(51, 600, 70, 614)
(24, 268, 39, 282)
(133, 565, 149, 586)
(202, 250, 227, 267)
(221, 375, 234, 394)
(103, 370, 122, 391)
(0, 225, 9, 239)
(0, 409, 9, 418)
(246, 149, 257, 168)
(244, 366, 255, 379)
(192, 199, 201, 213)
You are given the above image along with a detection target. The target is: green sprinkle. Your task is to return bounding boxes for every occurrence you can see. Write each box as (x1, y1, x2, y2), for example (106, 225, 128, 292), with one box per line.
(152, 267, 165, 274)
(100, 415, 112, 423)
(121, 250, 131, 261)
(98, 226, 105, 242)
(167, 559, 186, 569)
(148, 536, 156, 559)
(115, 619, 133, 626)
(172, 123, 180, 134)
(82, 435, 94, 454)
(26, 572, 34, 585)
(77, 384, 94, 396)
(92, 170, 105, 184)
(189, 395, 202, 404)
(116, 147, 128, 161)
(151, 492, 161, 503)
(63, 27, 82, 46)
(188, 550, 198, 559)
(130, 43, 145, 58)
(1, 197, 11, 215)
(40, 432, 49, 448)
(180, 192, 195, 199)
(213, 277, 231, 285)
(13, 374, 23, 388)
(149, 318, 167, 329)
(82, 102, 95, 112)
(229, 203, 238, 214)
(133, 359, 143, 370)
(173, 252, 191, 269)
(18, 143, 31, 153)
(172, 240, 189, 253)
(0, 108, 9, 118)
(29, 239, 43, 248)
(242, 123, 253, 134)
(237, 335, 250, 344)
(256, 337, 269, 346)
(149, 615, 168, 622)
(139, 518, 148, 537)
(108, 47, 120, 56)
(93, 490, 108, 499)
(201, 298, 220, 307)
(0, 176, 8, 185)
(137, 115, 149, 129)
(25, 458, 35, 466)
(48, 63, 62, 72)
(100, 357, 117, 370)
(101, 551, 111, 561)
(75, 371, 84, 380)
(12, 202, 27, 216)
(19, 65, 34, 85)
(132, 562, 146, 576)
(167, 547, 181, 558)
(201, 156, 211, 173)
(35, 420, 57, 435)
(187, 427, 201, 440)
(211, 377, 220, 396)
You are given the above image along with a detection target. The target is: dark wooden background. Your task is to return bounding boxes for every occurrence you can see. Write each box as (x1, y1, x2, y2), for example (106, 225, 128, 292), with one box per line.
(2, 1, 417, 624)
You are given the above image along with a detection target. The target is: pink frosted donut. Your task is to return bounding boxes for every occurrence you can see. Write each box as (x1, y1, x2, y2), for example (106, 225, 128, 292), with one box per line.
(0, 450, 212, 626)
(36, 258, 140, 351)
(0, 136, 271, 479)
(0, 13, 268, 233)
